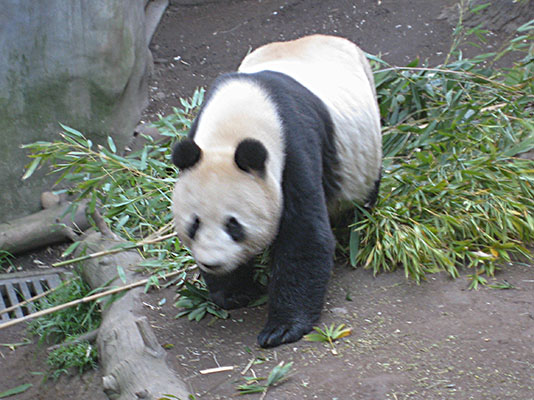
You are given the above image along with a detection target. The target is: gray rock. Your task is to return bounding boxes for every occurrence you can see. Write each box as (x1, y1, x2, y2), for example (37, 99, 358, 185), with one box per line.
(0, 0, 166, 223)
(331, 307, 349, 316)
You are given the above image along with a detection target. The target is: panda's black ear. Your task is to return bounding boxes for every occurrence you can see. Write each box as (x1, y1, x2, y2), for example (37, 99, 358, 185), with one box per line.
(235, 138, 268, 176)
(172, 139, 202, 170)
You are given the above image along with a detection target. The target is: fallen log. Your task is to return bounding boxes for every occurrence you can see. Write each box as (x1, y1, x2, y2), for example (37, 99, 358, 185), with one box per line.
(0, 200, 90, 255)
(76, 230, 189, 400)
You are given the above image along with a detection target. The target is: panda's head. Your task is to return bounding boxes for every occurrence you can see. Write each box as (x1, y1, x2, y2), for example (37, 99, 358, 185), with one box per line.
(172, 137, 282, 275)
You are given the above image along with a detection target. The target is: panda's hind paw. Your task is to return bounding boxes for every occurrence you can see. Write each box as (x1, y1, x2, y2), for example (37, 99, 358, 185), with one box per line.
(257, 321, 312, 348)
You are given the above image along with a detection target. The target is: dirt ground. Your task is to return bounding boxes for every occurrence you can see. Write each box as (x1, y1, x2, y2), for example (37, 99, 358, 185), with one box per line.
(1, 1, 534, 399)
(146, 0, 463, 118)
(141, 264, 534, 400)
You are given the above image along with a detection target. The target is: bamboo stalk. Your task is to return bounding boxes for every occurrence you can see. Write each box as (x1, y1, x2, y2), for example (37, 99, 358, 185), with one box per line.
(199, 366, 234, 375)
(0, 270, 183, 330)
(241, 358, 255, 375)
(52, 232, 177, 268)
(145, 222, 174, 242)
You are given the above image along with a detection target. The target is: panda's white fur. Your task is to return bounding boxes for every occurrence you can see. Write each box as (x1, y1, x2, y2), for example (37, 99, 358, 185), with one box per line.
(172, 80, 284, 274)
(238, 34, 382, 204)
(172, 35, 381, 347)
(174, 35, 381, 274)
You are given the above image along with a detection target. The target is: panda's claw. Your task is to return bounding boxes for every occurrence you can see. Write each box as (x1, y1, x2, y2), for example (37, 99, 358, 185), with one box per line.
(257, 321, 312, 348)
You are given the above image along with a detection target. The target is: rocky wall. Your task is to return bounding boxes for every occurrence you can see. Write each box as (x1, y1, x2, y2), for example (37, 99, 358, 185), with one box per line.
(0, 0, 160, 223)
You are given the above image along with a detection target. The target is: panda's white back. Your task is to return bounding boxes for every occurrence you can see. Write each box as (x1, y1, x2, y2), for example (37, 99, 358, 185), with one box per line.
(238, 34, 382, 205)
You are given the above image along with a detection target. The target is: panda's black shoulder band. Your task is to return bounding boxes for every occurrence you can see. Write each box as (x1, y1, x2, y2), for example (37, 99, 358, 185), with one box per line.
(234, 138, 268, 176)
(172, 139, 202, 170)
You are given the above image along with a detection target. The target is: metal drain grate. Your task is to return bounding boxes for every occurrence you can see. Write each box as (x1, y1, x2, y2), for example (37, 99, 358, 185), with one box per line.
(0, 271, 62, 323)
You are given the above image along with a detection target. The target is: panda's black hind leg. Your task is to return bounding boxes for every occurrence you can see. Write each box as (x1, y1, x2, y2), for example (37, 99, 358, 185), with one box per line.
(201, 261, 264, 310)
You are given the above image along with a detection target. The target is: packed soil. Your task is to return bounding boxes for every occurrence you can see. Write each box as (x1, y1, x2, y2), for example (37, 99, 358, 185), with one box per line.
(141, 264, 534, 400)
(1, 1, 533, 399)
(146, 0, 460, 118)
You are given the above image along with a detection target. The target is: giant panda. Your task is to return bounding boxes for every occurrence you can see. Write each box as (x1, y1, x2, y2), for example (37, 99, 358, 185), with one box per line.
(171, 34, 382, 348)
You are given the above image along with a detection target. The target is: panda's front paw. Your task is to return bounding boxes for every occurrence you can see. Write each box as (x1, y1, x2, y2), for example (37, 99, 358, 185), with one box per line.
(257, 320, 313, 348)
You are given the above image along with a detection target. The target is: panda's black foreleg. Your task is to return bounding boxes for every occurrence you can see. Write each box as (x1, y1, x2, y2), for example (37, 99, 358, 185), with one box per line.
(257, 208, 335, 348)
(201, 260, 264, 310)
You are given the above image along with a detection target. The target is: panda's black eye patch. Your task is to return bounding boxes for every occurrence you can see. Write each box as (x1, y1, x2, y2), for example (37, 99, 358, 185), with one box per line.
(225, 216, 245, 242)
(187, 215, 201, 240)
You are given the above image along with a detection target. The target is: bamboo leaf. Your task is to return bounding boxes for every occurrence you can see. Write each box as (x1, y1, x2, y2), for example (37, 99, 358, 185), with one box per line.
(107, 136, 117, 154)
(117, 265, 127, 284)
(22, 157, 41, 180)
(502, 137, 534, 157)
(59, 123, 84, 138)
(61, 241, 82, 258)
(266, 361, 293, 386)
(0, 383, 33, 398)
(304, 332, 329, 342)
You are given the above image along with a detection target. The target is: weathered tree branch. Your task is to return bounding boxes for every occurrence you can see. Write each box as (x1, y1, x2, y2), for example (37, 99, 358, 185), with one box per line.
(0, 199, 90, 255)
(77, 231, 189, 400)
